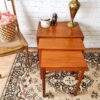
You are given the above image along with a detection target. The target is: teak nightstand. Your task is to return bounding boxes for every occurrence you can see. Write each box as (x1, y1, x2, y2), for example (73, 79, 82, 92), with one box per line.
(37, 22, 87, 97)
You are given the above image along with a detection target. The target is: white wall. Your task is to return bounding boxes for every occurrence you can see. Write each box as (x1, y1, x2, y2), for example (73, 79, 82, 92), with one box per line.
(0, 0, 100, 48)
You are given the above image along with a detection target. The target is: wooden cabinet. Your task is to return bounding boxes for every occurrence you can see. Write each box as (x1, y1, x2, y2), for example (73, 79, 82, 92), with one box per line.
(37, 22, 87, 97)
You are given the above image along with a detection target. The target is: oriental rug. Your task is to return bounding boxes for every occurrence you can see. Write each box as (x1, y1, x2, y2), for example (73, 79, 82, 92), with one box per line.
(0, 51, 100, 100)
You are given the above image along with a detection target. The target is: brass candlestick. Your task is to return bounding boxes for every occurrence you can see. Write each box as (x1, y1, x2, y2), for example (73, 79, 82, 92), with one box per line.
(68, 0, 80, 27)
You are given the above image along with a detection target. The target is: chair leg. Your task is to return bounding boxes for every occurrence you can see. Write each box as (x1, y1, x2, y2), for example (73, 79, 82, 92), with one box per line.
(0, 74, 2, 78)
(42, 68, 46, 97)
(74, 70, 84, 96)
(25, 47, 31, 70)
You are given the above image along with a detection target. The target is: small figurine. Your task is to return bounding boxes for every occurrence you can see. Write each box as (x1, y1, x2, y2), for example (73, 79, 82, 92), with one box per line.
(50, 13, 58, 26)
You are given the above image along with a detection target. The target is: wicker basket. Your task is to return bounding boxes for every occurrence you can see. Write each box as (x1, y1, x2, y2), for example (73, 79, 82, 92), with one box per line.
(0, 18, 17, 42)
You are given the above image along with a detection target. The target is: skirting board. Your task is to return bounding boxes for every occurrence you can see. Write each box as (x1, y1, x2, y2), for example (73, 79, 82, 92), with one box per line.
(29, 47, 100, 52)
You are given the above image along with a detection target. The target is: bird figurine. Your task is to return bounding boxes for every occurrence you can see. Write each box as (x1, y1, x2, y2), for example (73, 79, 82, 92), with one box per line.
(50, 13, 58, 26)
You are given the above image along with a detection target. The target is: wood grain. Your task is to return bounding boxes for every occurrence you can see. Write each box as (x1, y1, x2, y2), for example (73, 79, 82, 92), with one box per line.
(38, 38, 85, 51)
(40, 51, 87, 69)
(37, 22, 84, 40)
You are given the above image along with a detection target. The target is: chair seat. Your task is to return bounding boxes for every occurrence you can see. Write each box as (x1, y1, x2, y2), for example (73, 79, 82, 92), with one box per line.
(0, 33, 28, 56)
(40, 51, 87, 71)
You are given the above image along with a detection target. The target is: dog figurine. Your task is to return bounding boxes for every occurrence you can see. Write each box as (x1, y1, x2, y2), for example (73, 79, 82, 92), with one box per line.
(50, 13, 58, 26)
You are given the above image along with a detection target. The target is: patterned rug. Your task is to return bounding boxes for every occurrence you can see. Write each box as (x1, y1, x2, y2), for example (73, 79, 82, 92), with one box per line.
(0, 51, 100, 100)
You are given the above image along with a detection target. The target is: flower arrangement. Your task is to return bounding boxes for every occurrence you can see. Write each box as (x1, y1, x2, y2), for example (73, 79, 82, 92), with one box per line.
(0, 11, 16, 25)
(0, 10, 17, 42)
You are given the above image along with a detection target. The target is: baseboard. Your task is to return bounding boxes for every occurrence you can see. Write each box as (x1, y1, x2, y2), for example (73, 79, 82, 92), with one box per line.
(86, 48, 100, 50)
(86, 48, 100, 52)
(29, 47, 100, 51)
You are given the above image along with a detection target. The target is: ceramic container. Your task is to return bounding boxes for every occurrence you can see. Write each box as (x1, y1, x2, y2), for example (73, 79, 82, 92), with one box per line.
(40, 19, 50, 28)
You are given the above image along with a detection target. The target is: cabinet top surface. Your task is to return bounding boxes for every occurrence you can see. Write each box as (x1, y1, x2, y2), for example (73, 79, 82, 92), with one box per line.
(37, 22, 84, 38)
(41, 51, 87, 68)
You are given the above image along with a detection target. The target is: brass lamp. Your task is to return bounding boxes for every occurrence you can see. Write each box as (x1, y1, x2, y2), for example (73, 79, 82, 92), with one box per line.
(67, 0, 80, 27)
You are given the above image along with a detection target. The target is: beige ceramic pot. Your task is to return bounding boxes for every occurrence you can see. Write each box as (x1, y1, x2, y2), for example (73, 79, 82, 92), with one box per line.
(40, 19, 50, 28)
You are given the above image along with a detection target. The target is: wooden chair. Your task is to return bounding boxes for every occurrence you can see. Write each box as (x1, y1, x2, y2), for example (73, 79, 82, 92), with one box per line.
(0, 0, 30, 78)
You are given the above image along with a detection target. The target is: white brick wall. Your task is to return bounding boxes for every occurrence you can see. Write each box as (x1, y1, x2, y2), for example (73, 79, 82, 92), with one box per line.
(0, 0, 100, 48)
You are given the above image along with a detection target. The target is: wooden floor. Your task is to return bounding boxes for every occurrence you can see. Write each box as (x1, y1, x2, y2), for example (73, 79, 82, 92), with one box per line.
(0, 54, 16, 96)
(0, 48, 100, 97)
(0, 48, 37, 97)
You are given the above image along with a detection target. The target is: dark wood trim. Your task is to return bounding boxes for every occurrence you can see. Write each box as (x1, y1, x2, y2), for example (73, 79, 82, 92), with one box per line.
(86, 48, 100, 52)
(86, 48, 100, 50)
(29, 47, 100, 51)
